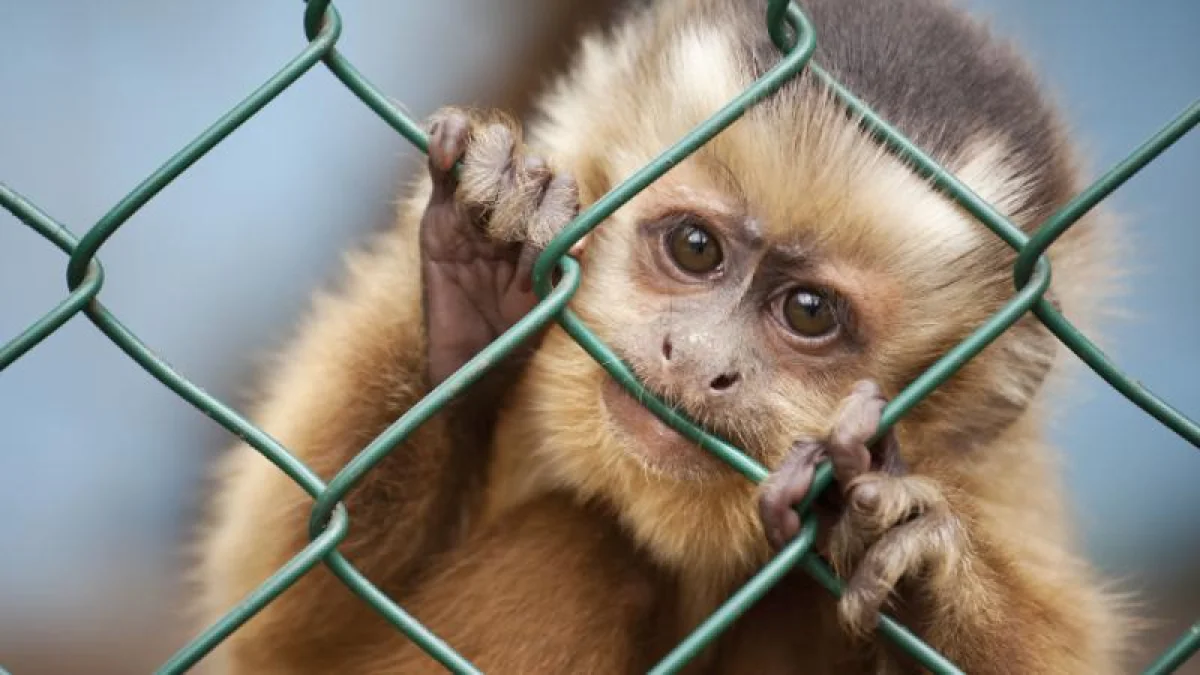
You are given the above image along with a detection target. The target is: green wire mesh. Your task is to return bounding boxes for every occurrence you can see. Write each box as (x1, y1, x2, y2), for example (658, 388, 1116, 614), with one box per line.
(1, 1, 1197, 673)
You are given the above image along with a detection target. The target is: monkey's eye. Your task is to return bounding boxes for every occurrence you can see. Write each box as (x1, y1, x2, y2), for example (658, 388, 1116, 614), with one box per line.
(666, 220, 723, 275)
(782, 288, 838, 338)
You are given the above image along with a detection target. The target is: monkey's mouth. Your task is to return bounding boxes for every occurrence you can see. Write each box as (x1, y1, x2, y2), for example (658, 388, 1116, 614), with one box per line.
(600, 377, 731, 481)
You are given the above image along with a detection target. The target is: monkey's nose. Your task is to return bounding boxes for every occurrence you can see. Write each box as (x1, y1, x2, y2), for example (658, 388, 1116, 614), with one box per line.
(661, 336, 674, 361)
(708, 372, 740, 394)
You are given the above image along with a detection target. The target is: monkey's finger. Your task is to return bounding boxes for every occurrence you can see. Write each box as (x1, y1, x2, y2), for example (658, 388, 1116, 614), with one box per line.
(512, 170, 582, 292)
(488, 153, 556, 244)
(842, 473, 945, 540)
(872, 426, 907, 475)
(426, 109, 471, 199)
(827, 380, 886, 490)
(828, 474, 923, 571)
(458, 123, 554, 245)
(516, 244, 541, 294)
(459, 121, 519, 217)
(530, 171, 581, 250)
(515, 154, 555, 205)
(758, 440, 824, 550)
(836, 510, 960, 639)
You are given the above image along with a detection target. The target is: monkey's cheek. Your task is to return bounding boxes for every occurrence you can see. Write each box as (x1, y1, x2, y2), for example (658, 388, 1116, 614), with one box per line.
(599, 377, 728, 481)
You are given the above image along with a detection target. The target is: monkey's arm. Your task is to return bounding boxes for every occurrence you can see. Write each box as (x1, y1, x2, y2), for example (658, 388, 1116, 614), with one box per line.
(345, 493, 664, 675)
(198, 108, 578, 673)
(758, 382, 1123, 675)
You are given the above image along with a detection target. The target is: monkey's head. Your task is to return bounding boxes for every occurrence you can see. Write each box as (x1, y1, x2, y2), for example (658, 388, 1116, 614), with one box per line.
(514, 0, 1115, 572)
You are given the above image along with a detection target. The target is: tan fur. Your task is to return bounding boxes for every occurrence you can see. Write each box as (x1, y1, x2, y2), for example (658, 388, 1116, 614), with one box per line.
(196, 0, 1136, 672)
(341, 493, 666, 675)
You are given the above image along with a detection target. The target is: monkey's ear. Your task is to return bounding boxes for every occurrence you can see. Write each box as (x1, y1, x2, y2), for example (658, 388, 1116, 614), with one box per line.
(968, 310, 1061, 448)
(918, 288, 1062, 451)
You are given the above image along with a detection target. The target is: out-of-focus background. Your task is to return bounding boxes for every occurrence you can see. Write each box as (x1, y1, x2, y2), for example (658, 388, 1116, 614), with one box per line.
(1, 1, 1196, 673)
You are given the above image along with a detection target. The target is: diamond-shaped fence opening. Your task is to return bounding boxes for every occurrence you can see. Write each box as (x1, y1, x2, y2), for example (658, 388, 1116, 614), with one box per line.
(1, 2, 1197, 674)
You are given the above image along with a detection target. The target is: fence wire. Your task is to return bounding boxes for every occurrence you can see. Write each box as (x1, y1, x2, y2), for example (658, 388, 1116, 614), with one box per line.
(1, 1, 1198, 673)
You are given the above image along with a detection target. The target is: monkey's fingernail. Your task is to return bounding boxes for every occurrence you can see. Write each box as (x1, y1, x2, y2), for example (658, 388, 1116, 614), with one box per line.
(431, 115, 470, 172)
(851, 380, 884, 404)
(524, 155, 548, 176)
(766, 525, 781, 548)
(850, 481, 881, 512)
(435, 139, 456, 172)
(768, 512, 799, 550)
(569, 234, 590, 257)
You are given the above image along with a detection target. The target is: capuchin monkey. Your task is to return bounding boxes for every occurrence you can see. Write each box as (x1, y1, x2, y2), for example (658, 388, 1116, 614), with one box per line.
(196, 0, 1134, 672)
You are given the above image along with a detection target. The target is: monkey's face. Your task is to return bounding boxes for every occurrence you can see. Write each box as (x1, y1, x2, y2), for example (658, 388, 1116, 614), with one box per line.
(519, 22, 1057, 492)
(567, 161, 891, 484)
(514, 7, 1100, 572)
(532, 107, 1055, 490)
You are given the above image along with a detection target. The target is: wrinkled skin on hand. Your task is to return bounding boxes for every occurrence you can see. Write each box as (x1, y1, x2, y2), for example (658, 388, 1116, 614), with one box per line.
(759, 380, 966, 636)
(419, 112, 549, 387)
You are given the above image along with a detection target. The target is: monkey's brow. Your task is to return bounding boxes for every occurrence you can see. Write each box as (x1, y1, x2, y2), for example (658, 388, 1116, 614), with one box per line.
(739, 217, 766, 248)
(692, 145, 748, 208)
(762, 242, 815, 270)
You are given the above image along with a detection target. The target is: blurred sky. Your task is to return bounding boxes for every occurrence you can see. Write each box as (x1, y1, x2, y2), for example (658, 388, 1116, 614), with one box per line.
(1, 1, 1197, 673)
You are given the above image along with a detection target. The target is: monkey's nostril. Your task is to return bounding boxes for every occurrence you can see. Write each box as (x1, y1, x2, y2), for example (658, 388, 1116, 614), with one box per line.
(709, 372, 739, 392)
(662, 337, 673, 361)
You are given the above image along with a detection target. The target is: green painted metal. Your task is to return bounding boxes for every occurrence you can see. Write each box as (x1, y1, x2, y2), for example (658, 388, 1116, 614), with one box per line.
(1, 0, 1196, 673)
(1144, 622, 1200, 675)
(0, 185, 103, 371)
(648, 517, 822, 675)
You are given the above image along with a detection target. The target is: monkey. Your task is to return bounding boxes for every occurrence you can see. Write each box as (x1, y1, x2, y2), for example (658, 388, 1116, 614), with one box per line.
(194, 0, 1136, 673)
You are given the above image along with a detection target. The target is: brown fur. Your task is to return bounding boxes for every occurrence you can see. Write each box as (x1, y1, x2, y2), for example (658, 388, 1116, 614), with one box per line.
(342, 493, 667, 674)
(196, 0, 1135, 672)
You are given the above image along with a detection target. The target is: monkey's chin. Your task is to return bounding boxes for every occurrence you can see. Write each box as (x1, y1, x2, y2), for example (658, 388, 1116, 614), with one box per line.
(600, 377, 731, 482)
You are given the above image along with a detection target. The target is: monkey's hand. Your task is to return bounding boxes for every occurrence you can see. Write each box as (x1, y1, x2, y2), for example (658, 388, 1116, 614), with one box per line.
(421, 108, 580, 386)
(759, 380, 969, 638)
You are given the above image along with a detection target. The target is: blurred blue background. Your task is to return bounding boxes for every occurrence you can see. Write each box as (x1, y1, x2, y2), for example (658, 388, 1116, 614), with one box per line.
(0, 1, 1196, 672)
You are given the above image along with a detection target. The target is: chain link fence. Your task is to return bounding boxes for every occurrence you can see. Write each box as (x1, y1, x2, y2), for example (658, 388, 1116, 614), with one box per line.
(2, 1, 1197, 673)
